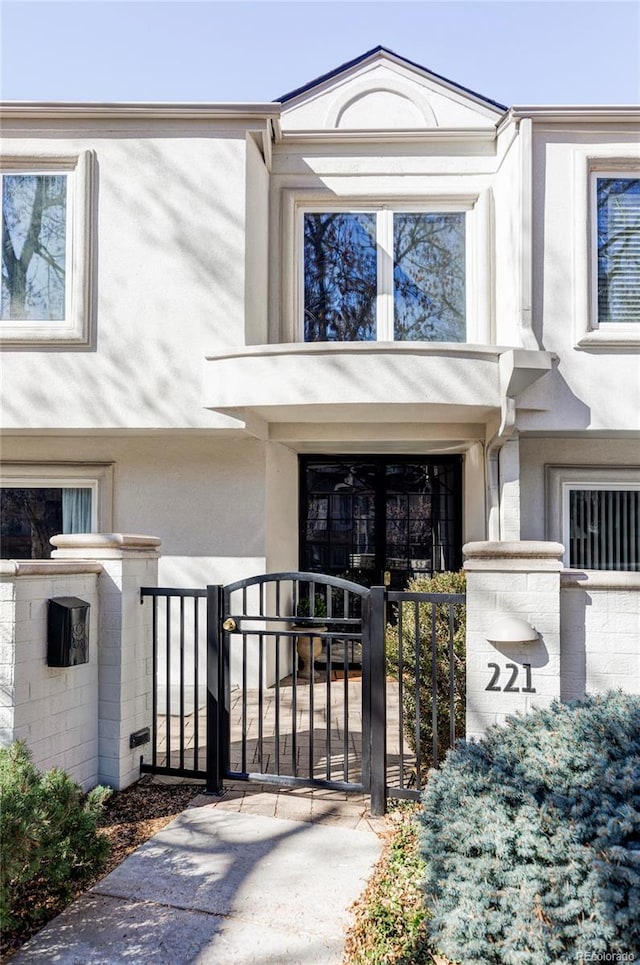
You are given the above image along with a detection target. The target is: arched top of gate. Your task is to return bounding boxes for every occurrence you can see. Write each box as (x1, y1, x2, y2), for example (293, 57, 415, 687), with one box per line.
(224, 571, 370, 598)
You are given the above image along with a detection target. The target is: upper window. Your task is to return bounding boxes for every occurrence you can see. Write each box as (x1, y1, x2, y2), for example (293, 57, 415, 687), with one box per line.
(0, 152, 94, 347)
(2, 173, 68, 322)
(302, 207, 467, 342)
(595, 176, 640, 326)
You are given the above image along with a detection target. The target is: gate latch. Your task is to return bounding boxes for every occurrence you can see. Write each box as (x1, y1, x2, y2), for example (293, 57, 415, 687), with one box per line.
(383, 570, 391, 587)
(223, 617, 237, 632)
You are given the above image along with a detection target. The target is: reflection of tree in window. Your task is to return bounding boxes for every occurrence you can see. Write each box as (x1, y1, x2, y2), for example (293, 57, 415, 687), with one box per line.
(0, 488, 91, 559)
(393, 213, 465, 341)
(1, 174, 67, 320)
(597, 178, 640, 324)
(304, 213, 377, 341)
(304, 210, 466, 342)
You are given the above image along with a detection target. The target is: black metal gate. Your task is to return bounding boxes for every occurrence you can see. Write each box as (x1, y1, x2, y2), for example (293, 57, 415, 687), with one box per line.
(141, 575, 465, 815)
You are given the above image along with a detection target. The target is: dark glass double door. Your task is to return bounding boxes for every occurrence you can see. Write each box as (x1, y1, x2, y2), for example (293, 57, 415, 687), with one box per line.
(299, 456, 462, 590)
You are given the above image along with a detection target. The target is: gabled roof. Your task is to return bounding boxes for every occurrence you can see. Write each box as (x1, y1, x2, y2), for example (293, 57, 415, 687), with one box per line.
(277, 45, 507, 113)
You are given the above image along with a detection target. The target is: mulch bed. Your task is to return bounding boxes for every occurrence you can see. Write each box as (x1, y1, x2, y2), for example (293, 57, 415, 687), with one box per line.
(1, 776, 204, 962)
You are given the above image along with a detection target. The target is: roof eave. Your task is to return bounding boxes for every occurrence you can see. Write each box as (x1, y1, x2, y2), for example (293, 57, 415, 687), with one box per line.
(503, 105, 640, 123)
(0, 101, 282, 122)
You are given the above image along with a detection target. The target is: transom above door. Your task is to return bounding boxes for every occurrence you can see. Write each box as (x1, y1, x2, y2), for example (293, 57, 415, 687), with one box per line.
(299, 455, 462, 590)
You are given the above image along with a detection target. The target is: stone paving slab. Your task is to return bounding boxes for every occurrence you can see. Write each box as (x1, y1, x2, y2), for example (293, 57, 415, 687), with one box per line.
(192, 781, 388, 835)
(10, 893, 344, 964)
(12, 805, 383, 965)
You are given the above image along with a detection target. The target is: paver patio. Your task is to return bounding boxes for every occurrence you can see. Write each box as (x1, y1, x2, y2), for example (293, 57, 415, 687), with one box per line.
(154, 675, 414, 793)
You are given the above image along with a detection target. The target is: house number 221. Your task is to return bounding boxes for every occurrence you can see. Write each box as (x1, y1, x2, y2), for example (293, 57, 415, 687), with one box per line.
(485, 662, 536, 693)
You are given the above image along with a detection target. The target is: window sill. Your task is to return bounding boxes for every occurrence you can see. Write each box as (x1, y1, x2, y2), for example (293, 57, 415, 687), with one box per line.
(207, 341, 508, 362)
(0, 320, 92, 349)
(575, 329, 640, 350)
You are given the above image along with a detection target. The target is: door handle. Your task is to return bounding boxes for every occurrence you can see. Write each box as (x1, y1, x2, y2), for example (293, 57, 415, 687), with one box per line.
(383, 570, 391, 587)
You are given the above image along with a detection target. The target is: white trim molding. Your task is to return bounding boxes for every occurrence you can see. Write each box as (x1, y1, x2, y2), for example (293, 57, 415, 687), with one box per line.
(0, 150, 96, 348)
(279, 187, 493, 346)
(546, 465, 640, 567)
(572, 148, 640, 349)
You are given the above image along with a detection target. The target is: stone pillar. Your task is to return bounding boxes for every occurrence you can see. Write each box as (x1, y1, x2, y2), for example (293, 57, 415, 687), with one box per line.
(463, 540, 564, 741)
(52, 534, 161, 789)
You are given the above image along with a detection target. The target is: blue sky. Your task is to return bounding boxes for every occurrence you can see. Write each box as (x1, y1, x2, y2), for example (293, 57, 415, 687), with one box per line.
(1, 1, 639, 105)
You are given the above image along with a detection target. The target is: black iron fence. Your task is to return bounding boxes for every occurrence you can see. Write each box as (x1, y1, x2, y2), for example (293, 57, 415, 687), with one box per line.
(383, 589, 466, 803)
(139, 586, 208, 779)
(140, 577, 465, 814)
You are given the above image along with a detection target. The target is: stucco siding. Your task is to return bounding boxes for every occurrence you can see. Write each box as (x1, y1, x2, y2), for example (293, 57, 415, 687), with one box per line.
(0, 132, 252, 430)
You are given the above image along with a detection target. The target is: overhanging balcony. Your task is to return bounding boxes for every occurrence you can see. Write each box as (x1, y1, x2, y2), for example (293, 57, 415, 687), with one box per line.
(202, 342, 553, 425)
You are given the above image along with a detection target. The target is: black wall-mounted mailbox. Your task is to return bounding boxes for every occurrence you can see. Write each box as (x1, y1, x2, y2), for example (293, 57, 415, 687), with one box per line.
(47, 597, 90, 667)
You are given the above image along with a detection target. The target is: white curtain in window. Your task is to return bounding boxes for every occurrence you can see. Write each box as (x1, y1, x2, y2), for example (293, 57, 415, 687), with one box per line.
(62, 487, 92, 533)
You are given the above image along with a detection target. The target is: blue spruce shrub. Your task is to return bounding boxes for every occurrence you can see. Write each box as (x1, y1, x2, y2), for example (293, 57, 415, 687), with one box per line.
(419, 692, 640, 965)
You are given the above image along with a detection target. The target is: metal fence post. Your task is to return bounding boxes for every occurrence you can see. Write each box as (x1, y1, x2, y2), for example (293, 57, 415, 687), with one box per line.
(206, 584, 224, 795)
(369, 585, 387, 816)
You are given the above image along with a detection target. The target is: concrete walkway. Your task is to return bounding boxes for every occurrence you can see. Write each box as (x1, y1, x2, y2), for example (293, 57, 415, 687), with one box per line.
(12, 785, 385, 964)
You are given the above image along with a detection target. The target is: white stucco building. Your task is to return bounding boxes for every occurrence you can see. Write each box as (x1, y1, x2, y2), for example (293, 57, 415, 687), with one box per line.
(2, 46, 639, 593)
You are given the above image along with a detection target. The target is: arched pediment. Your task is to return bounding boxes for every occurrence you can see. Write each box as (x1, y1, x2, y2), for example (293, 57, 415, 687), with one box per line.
(279, 47, 505, 133)
(327, 78, 437, 129)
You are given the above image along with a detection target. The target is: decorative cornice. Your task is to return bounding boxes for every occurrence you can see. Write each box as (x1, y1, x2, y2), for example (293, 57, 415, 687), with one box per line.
(561, 569, 640, 590)
(51, 533, 161, 550)
(0, 560, 102, 577)
(499, 106, 640, 132)
(276, 127, 498, 144)
(51, 534, 162, 559)
(0, 102, 281, 122)
(464, 540, 565, 560)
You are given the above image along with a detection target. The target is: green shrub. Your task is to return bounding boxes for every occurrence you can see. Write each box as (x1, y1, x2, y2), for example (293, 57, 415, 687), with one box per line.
(295, 592, 328, 624)
(419, 692, 640, 965)
(0, 741, 111, 930)
(385, 571, 466, 771)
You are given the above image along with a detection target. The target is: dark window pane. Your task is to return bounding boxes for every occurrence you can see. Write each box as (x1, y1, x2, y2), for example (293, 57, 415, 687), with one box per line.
(1, 486, 92, 559)
(300, 457, 462, 587)
(597, 178, 640, 324)
(304, 212, 377, 341)
(1, 488, 63, 558)
(1, 174, 67, 321)
(393, 212, 466, 341)
(569, 489, 639, 570)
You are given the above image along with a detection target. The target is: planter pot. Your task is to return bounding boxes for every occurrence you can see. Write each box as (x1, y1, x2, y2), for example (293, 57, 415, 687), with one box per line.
(293, 626, 327, 681)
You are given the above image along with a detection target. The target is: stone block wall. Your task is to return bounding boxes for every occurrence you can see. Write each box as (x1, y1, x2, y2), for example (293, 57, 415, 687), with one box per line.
(1, 535, 160, 791)
(0, 562, 101, 789)
(560, 570, 640, 700)
(465, 541, 640, 741)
